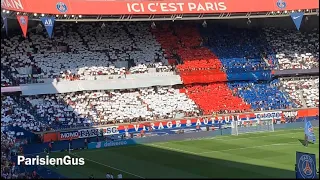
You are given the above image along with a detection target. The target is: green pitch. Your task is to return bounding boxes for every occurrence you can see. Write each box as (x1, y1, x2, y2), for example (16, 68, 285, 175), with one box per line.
(49, 128, 319, 178)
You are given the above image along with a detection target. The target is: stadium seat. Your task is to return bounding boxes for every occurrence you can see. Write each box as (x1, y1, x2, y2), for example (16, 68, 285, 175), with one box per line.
(22, 86, 200, 129)
(228, 80, 296, 111)
(264, 27, 319, 70)
(199, 25, 271, 73)
(185, 83, 251, 115)
(152, 24, 226, 84)
(1, 23, 172, 85)
(1, 96, 47, 132)
(279, 77, 319, 108)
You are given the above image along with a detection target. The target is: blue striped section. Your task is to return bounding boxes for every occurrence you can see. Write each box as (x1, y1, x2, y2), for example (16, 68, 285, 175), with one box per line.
(228, 79, 297, 111)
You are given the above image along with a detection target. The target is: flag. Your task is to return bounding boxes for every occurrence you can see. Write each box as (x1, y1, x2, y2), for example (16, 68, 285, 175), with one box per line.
(40, 17, 55, 38)
(17, 15, 28, 38)
(304, 118, 316, 143)
(296, 152, 317, 179)
(290, 12, 304, 30)
(3, 16, 8, 35)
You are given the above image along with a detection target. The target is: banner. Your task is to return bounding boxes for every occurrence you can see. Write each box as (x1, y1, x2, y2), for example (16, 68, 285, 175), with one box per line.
(283, 111, 298, 118)
(290, 12, 304, 30)
(297, 108, 319, 119)
(78, 128, 103, 138)
(102, 126, 119, 136)
(1, 0, 319, 15)
(16, 15, 28, 38)
(2, 16, 8, 35)
(88, 139, 137, 149)
(304, 118, 316, 143)
(296, 152, 317, 179)
(58, 126, 119, 140)
(116, 113, 263, 133)
(59, 131, 79, 141)
(0, 86, 21, 93)
(40, 17, 55, 38)
(116, 110, 318, 133)
(42, 132, 58, 142)
(254, 111, 282, 120)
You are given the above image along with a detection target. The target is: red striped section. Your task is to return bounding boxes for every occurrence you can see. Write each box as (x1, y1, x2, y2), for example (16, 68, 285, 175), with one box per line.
(152, 23, 250, 114)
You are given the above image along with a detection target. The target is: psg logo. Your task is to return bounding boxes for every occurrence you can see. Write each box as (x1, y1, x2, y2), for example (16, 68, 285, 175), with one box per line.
(19, 17, 26, 25)
(297, 154, 316, 179)
(56, 2, 68, 13)
(276, 0, 286, 9)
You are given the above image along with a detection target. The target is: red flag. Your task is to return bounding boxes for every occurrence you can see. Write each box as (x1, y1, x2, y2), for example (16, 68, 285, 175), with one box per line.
(17, 15, 28, 38)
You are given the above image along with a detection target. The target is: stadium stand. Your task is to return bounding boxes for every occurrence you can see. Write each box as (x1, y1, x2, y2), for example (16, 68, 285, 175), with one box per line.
(152, 23, 226, 84)
(228, 80, 296, 111)
(1, 96, 48, 132)
(1, 132, 30, 179)
(21, 86, 199, 129)
(264, 27, 319, 70)
(1, 22, 319, 131)
(1, 131, 62, 179)
(1, 23, 171, 86)
(1, 70, 12, 87)
(279, 77, 319, 108)
(151, 23, 258, 114)
(184, 83, 251, 115)
(200, 25, 271, 72)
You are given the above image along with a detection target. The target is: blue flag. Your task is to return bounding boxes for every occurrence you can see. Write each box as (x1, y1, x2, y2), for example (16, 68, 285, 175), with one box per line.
(40, 17, 55, 38)
(296, 152, 317, 179)
(304, 118, 316, 143)
(290, 12, 304, 30)
(3, 16, 8, 36)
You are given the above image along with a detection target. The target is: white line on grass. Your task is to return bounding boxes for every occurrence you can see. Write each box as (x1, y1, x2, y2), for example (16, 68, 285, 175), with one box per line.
(70, 152, 145, 179)
(144, 128, 316, 145)
(150, 141, 319, 156)
(156, 131, 296, 144)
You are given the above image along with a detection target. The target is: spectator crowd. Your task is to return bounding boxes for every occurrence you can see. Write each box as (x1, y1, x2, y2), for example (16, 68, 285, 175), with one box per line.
(1, 22, 319, 136)
(1, 132, 40, 179)
(4, 86, 200, 130)
(1, 22, 173, 86)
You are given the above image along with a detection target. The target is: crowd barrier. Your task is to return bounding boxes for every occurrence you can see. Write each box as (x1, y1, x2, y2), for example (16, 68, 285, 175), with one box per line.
(226, 70, 272, 81)
(20, 74, 182, 95)
(1, 86, 22, 92)
(1, 69, 317, 94)
(40, 108, 319, 142)
(273, 68, 319, 76)
(180, 70, 271, 84)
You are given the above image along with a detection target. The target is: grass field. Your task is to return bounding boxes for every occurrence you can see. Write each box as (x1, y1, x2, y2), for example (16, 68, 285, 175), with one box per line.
(49, 128, 319, 178)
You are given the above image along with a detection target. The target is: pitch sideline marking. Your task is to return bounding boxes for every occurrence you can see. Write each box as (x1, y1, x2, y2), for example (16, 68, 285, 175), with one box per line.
(70, 152, 145, 179)
(150, 141, 319, 156)
(148, 128, 318, 145)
